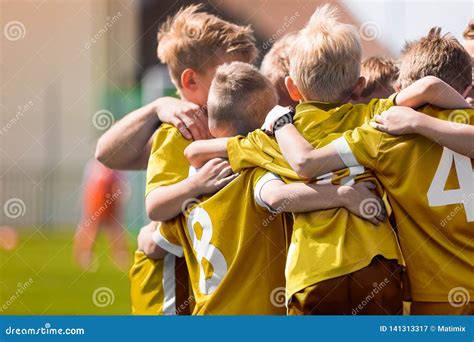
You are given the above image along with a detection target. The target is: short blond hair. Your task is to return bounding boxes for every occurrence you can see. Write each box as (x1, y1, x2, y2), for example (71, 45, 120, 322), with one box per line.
(208, 62, 278, 135)
(398, 27, 471, 94)
(361, 57, 399, 98)
(260, 33, 296, 106)
(463, 19, 474, 40)
(290, 4, 362, 102)
(157, 4, 257, 88)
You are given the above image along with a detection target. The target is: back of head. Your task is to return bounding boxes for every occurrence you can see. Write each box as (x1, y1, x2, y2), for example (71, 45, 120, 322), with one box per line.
(208, 62, 278, 137)
(290, 4, 362, 102)
(260, 32, 298, 107)
(157, 4, 257, 88)
(398, 27, 472, 94)
(360, 56, 399, 98)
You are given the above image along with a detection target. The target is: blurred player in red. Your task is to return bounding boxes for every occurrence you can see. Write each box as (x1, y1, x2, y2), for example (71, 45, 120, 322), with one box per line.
(74, 159, 129, 271)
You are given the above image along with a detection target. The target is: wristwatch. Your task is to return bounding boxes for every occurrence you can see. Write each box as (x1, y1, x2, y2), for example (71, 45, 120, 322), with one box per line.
(273, 107, 295, 132)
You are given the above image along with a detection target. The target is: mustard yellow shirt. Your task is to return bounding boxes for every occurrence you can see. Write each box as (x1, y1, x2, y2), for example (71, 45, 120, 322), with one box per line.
(227, 97, 405, 297)
(332, 106, 474, 302)
(129, 123, 193, 315)
(154, 168, 291, 315)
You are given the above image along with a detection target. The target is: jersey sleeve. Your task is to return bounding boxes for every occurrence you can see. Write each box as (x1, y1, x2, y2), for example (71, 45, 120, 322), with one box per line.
(146, 124, 190, 196)
(152, 221, 184, 258)
(253, 172, 283, 213)
(367, 93, 397, 118)
(227, 130, 300, 179)
(330, 123, 384, 170)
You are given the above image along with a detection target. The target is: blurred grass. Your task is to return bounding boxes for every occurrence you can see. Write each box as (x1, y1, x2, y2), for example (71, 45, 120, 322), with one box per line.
(0, 227, 135, 315)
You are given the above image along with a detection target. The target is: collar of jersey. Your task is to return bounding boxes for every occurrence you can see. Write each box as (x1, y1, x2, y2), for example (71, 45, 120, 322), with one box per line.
(294, 101, 350, 126)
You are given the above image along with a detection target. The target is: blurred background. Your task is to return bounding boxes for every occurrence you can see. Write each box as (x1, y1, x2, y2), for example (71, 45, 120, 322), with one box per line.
(0, 0, 472, 314)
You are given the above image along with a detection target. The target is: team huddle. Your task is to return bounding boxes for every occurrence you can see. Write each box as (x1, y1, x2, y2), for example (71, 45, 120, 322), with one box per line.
(96, 4, 474, 315)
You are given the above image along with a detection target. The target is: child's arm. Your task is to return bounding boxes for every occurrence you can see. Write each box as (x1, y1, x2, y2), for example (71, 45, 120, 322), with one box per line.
(267, 77, 470, 179)
(184, 138, 229, 168)
(96, 97, 210, 170)
(146, 158, 237, 222)
(273, 124, 346, 179)
(396, 76, 471, 109)
(259, 178, 387, 225)
(137, 222, 167, 260)
(372, 106, 474, 158)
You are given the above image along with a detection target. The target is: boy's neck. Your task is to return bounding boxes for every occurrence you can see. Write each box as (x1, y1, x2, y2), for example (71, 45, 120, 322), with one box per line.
(298, 99, 342, 111)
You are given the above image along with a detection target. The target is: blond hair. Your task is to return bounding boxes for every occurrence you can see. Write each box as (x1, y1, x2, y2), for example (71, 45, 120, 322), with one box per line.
(398, 27, 471, 93)
(260, 32, 296, 106)
(208, 62, 278, 135)
(289, 4, 362, 102)
(361, 57, 399, 98)
(463, 19, 474, 40)
(157, 4, 257, 87)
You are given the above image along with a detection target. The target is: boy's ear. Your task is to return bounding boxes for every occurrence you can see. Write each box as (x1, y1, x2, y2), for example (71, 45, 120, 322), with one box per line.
(393, 82, 401, 93)
(350, 77, 366, 101)
(181, 68, 199, 91)
(285, 76, 304, 102)
(462, 84, 473, 98)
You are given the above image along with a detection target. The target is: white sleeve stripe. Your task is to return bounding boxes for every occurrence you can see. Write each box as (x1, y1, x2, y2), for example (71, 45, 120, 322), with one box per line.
(254, 172, 282, 213)
(332, 137, 360, 168)
(162, 253, 177, 315)
(152, 229, 184, 258)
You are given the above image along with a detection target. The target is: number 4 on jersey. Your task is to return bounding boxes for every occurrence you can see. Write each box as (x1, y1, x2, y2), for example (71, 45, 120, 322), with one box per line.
(427, 148, 474, 222)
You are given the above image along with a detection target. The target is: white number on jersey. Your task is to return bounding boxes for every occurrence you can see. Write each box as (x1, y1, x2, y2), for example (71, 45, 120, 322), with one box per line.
(427, 148, 474, 222)
(187, 207, 228, 295)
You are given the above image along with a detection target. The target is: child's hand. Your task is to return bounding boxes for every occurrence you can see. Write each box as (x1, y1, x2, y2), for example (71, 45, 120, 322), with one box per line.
(370, 106, 422, 135)
(340, 182, 387, 225)
(137, 222, 163, 260)
(154, 97, 212, 140)
(192, 158, 238, 195)
(261, 105, 294, 134)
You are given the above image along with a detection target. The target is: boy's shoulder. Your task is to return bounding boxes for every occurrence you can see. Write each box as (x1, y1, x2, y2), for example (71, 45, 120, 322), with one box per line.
(151, 123, 191, 153)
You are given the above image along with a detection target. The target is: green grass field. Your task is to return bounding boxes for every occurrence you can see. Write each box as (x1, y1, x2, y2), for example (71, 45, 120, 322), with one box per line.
(0, 227, 135, 315)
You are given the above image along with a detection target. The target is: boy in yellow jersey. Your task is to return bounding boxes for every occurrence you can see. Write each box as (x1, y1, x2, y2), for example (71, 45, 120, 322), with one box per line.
(358, 57, 399, 104)
(183, 7, 471, 315)
(126, 4, 258, 315)
(263, 28, 474, 315)
(140, 62, 387, 315)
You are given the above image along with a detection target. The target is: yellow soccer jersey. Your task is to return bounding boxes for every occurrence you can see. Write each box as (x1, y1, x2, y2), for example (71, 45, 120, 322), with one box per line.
(146, 123, 191, 196)
(227, 97, 404, 298)
(332, 106, 474, 302)
(153, 168, 291, 315)
(129, 123, 193, 315)
(129, 251, 191, 315)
